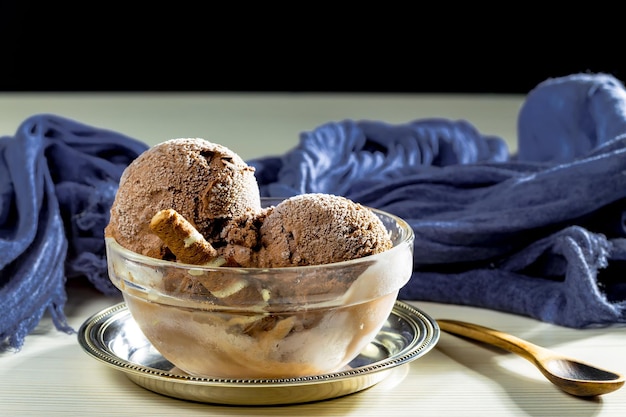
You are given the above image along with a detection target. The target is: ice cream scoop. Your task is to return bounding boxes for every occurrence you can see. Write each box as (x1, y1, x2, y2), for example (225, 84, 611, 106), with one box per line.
(105, 138, 261, 259)
(256, 193, 393, 267)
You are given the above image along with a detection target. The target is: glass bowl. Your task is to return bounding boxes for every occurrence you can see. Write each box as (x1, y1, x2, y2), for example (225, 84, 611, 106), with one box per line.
(105, 204, 414, 379)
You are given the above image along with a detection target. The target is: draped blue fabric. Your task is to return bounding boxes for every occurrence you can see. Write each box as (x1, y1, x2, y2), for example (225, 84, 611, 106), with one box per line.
(2, 72, 626, 350)
(250, 73, 626, 328)
(0, 115, 148, 349)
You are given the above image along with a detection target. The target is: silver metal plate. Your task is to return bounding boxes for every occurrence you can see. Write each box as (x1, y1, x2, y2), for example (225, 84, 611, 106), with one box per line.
(78, 301, 439, 406)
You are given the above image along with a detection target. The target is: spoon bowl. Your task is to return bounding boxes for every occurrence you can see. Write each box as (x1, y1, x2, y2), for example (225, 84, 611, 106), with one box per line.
(437, 319, 625, 397)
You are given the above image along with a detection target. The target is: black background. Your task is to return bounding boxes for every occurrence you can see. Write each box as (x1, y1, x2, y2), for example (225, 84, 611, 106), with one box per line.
(3, 3, 624, 94)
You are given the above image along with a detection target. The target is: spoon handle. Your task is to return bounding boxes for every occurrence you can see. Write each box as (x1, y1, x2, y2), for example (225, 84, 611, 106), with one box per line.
(437, 319, 543, 362)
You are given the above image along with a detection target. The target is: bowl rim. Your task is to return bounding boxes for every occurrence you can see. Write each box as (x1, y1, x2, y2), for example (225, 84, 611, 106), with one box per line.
(105, 205, 414, 272)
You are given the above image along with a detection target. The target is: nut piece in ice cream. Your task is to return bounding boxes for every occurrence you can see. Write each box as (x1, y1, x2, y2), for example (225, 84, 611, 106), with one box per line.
(104, 138, 262, 260)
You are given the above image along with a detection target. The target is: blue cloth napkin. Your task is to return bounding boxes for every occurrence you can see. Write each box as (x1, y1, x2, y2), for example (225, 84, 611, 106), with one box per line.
(250, 73, 626, 329)
(0, 115, 148, 349)
(2, 73, 626, 351)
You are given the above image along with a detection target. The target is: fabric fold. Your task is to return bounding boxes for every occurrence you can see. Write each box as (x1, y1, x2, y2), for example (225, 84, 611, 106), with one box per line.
(250, 73, 626, 328)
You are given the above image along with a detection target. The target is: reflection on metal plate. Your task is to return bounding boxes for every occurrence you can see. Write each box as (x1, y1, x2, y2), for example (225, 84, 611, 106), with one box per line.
(78, 301, 439, 406)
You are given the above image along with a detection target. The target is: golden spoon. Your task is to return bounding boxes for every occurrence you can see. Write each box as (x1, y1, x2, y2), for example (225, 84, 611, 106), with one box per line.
(437, 319, 625, 397)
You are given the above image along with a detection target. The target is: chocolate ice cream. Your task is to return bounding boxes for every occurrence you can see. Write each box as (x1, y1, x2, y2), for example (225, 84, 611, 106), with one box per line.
(257, 193, 393, 267)
(104, 137, 411, 379)
(105, 138, 261, 260)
